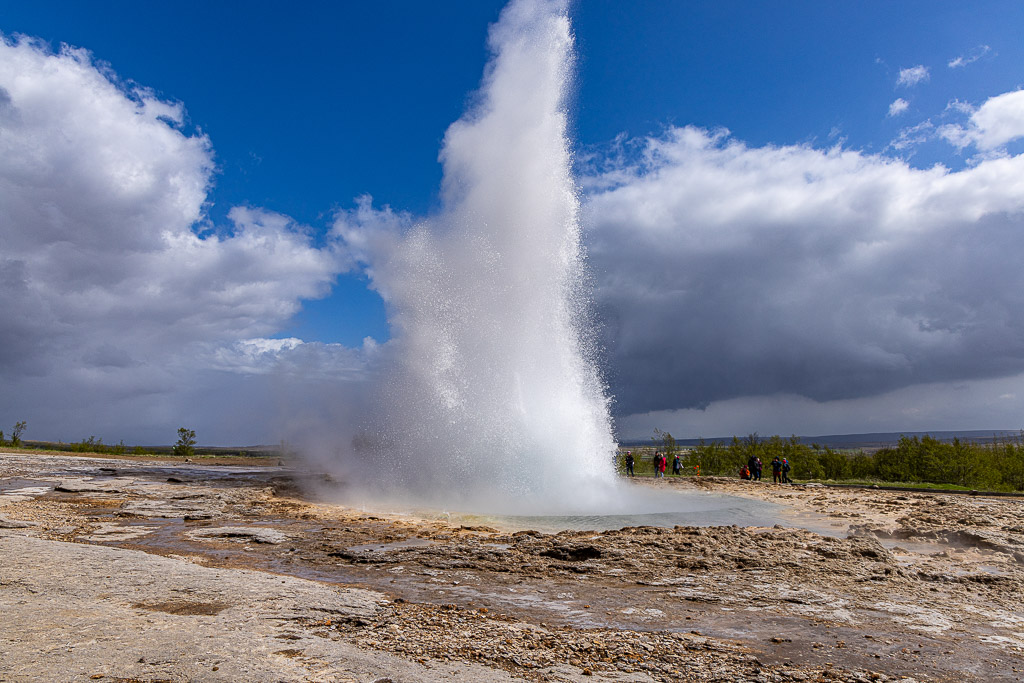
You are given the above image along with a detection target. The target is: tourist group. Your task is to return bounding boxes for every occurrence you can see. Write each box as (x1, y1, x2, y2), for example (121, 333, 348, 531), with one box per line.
(622, 451, 793, 484)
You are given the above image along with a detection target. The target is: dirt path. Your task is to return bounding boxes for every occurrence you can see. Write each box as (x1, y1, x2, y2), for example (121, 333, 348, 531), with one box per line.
(3, 452, 1023, 681)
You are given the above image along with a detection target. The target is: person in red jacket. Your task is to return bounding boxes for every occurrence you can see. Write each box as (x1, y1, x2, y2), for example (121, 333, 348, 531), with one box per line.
(654, 451, 666, 478)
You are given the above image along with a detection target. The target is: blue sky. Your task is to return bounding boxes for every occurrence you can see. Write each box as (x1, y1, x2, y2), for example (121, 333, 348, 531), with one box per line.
(2, 1, 1024, 444)
(575, 3, 1023, 162)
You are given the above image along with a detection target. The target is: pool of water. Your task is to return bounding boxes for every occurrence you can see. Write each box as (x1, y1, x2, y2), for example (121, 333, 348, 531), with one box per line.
(362, 486, 841, 536)
(463, 493, 787, 532)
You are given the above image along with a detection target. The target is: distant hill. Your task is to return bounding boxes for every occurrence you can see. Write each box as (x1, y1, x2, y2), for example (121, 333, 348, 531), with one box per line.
(621, 429, 1023, 452)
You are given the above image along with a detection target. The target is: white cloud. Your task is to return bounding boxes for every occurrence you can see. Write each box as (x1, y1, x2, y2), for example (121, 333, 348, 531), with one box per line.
(939, 89, 1024, 151)
(889, 120, 934, 151)
(205, 336, 378, 379)
(945, 99, 975, 115)
(948, 45, 991, 69)
(897, 65, 930, 87)
(582, 123, 1024, 427)
(0, 35, 364, 444)
(888, 98, 910, 117)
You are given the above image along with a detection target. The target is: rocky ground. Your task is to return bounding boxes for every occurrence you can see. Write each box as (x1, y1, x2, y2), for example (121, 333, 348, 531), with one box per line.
(2, 452, 1023, 682)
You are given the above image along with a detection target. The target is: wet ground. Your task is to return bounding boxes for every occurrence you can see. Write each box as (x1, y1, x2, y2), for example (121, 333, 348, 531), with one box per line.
(3, 452, 1024, 681)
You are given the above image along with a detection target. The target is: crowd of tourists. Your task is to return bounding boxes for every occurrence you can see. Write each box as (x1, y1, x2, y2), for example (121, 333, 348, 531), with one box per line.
(624, 450, 687, 478)
(738, 455, 791, 483)
(622, 451, 793, 483)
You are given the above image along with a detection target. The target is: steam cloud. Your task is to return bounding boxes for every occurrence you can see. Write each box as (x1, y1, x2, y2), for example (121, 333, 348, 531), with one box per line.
(329, 0, 618, 512)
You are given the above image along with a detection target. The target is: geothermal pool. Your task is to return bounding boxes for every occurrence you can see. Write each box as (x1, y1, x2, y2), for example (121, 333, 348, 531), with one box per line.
(351, 485, 840, 536)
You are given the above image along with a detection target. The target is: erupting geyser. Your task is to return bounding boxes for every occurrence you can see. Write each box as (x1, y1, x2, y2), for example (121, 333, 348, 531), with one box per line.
(342, 0, 617, 513)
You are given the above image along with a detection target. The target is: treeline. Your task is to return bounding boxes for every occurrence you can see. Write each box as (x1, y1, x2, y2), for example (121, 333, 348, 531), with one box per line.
(63, 436, 148, 456)
(0, 420, 279, 459)
(7, 436, 154, 456)
(30, 438, 265, 458)
(620, 432, 1024, 491)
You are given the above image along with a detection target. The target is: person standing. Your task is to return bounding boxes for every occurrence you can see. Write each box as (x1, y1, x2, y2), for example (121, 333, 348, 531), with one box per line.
(672, 453, 682, 475)
(625, 451, 635, 477)
(754, 457, 763, 481)
(655, 452, 666, 478)
(771, 456, 782, 484)
(781, 458, 792, 484)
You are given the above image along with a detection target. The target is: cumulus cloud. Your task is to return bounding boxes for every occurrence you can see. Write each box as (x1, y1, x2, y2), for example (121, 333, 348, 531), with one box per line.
(888, 98, 910, 117)
(897, 65, 930, 87)
(948, 45, 991, 69)
(0, 35, 363, 444)
(581, 124, 1024, 424)
(939, 89, 1024, 151)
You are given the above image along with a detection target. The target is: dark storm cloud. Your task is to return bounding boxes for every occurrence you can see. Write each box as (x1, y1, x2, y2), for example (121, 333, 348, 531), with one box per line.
(583, 125, 1024, 418)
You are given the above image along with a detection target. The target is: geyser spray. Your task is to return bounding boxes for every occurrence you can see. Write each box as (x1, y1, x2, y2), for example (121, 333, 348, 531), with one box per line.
(347, 0, 618, 514)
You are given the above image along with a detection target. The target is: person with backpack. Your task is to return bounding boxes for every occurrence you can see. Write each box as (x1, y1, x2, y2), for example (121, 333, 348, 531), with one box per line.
(781, 458, 792, 484)
(672, 453, 682, 475)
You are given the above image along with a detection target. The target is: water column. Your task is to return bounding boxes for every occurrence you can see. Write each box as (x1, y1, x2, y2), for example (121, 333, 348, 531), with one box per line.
(358, 0, 617, 513)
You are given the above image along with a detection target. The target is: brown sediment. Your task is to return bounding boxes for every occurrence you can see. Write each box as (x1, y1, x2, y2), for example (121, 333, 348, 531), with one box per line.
(3, 452, 1023, 681)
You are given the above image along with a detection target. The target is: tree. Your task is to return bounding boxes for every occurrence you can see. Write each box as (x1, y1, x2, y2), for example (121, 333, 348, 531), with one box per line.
(10, 421, 26, 447)
(692, 437, 728, 474)
(172, 427, 196, 457)
(818, 446, 851, 480)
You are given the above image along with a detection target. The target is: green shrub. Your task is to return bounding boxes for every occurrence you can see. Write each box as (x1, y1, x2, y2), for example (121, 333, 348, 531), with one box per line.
(633, 431, 1024, 491)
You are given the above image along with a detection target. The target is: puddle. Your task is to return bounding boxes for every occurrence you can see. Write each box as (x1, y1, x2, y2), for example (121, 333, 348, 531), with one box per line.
(1, 485, 52, 497)
(349, 538, 435, 552)
(952, 565, 1009, 577)
(0, 479, 53, 503)
(84, 522, 161, 542)
(979, 634, 1024, 649)
(0, 477, 51, 494)
(879, 538, 949, 555)
(434, 582, 603, 627)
